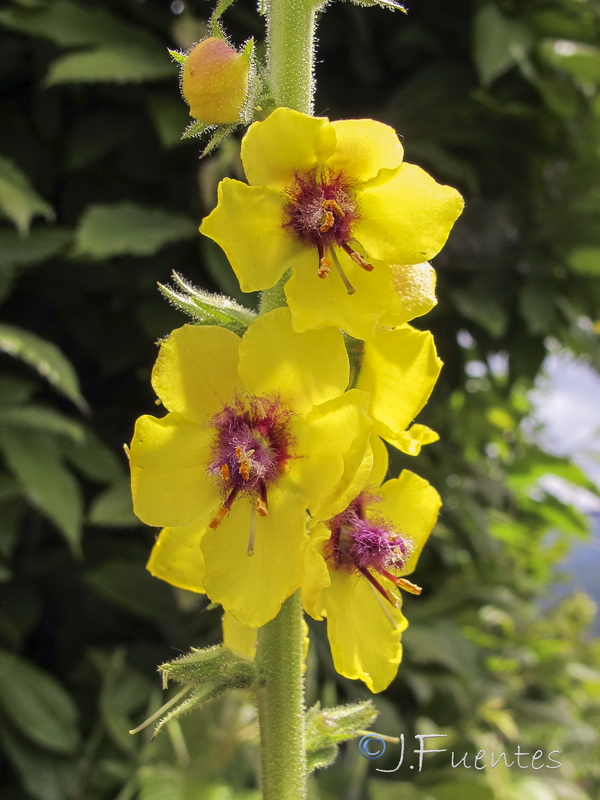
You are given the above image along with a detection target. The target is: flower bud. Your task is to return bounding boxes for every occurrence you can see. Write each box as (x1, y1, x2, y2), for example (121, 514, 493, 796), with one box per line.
(182, 37, 249, 125)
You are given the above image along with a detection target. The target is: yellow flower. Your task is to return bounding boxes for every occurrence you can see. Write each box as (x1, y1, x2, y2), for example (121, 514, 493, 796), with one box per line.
(302, 469, 441, 693)
(200, 107, 464, 340)
(130, 307, 372, 627)
(357, 324, 443, 455)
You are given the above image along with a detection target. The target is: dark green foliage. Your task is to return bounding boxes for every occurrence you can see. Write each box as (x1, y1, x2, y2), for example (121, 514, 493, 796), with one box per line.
(0, 0, 599, 798)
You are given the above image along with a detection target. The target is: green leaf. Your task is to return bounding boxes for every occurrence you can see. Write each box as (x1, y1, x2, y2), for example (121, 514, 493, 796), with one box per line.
(450, 287, 508, 338)
(0, 719, 77, 800)
(74, 203, 197, 258)
(63, 427, 124, 484)
(0, 651, 79, 754)
(473, 5, 533, 87)
(0, 0, 159, 50)
(46, 45, 176, 86)
(0, 323, 87, 411)
(0, 156, 54, 235)
(88, 479, 139, 528)
(0, 227, 71, 270)
(0, 405, 86, 443)
(85, 561, 181, 623)
(0, 429, 83, 555)
(519, 281, 558, 334)
(0, 499, 23, 568)
(539, 39, 600, 85)
(567, 246, 600, 276)
(147, 96, 191, 149)
(0, 375, 36, 407)
(94, 650, 153, 754)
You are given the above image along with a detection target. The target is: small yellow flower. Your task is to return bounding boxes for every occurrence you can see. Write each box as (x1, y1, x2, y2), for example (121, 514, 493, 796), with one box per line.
(131, 308, 372, 627)
(302, 469, 441, 692)
(200, 107, 464, 340)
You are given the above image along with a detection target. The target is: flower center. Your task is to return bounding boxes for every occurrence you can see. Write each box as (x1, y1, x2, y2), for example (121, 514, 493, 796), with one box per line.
(325, 492, 421, 606)
(283, 168, 373, 295)
(207, 394, 295, 541)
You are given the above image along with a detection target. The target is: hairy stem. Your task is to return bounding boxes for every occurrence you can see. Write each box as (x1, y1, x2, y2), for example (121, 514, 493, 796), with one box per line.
(256, 591, 307, 800)
(266, 0, 318, 114)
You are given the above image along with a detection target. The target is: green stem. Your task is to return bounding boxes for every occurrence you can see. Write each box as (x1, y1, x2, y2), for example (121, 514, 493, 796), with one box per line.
(266, 0, 318, 114)
(254, 3, 319, 796)
(256, 591, 307, 800)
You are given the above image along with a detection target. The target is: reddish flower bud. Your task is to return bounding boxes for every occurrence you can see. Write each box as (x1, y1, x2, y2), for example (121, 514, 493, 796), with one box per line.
(182, 37, 249, 125)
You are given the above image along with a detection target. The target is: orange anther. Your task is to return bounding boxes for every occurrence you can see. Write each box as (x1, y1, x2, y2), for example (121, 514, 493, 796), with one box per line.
(209, 506, 228, 529)
(396, 577, 422, 596)
(220, 463, 230, 483)
(255, 498, 268, 517)
(318, 257, 332, 279)
(350, 251, 373, 272)
(240, 459, 251, 481)
(322, 198, 345, 218)
(319, 210, 335, 233)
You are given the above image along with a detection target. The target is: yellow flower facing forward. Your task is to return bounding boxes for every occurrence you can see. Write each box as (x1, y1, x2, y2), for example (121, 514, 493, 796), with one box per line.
(130, 307, 373, 627)
(200, 107, 464, 340)
(303, 470, 441, 693)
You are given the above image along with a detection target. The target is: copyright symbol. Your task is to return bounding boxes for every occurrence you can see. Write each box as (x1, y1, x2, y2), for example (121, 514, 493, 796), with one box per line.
(358, 734, 386, 760)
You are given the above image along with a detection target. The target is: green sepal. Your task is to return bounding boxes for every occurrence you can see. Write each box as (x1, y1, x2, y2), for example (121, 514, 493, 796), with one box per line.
(241, 37, 254, 64)
(159, 644, 256, 691)
(168, 48, 187, 65)
(201, 124, 237, 157)
(159, 272, 256, 334)
(348, 0, 406, 10)
(307, 744, 338, 773)
(305, 700, 378, 772)
(181, 119, 210, 140)
(150, 684, 231, 739)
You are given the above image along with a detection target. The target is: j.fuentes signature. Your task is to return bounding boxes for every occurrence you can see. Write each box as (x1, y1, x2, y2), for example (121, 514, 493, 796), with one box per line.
(358, 734, 562, 772)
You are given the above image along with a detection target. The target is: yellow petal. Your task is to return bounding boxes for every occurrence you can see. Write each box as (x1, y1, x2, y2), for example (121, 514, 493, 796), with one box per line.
(200, 491, 307, 628)
(379, 262, 438, 328)
(387, 423, 439, 456)
(356, 162, 464, 263)
(301, 522, 331, 621)
(286, 389, 372, 518)
(324, 568, 407, 693)
(369, 434, 389, 487)
(241, 107, 336, 189)
(284, 250, 395, 340)
(238, 307, 349, 414)
(357, 326, 442, 443)
(130, 413, 219, 527)
(379, 470, 441, 576)
(327, 118, 403, 182)
(147, 524, 206, 592)
(223, 612, 257, 660)
(200, 179, 296, 292)
(152, 324, 242, 420)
